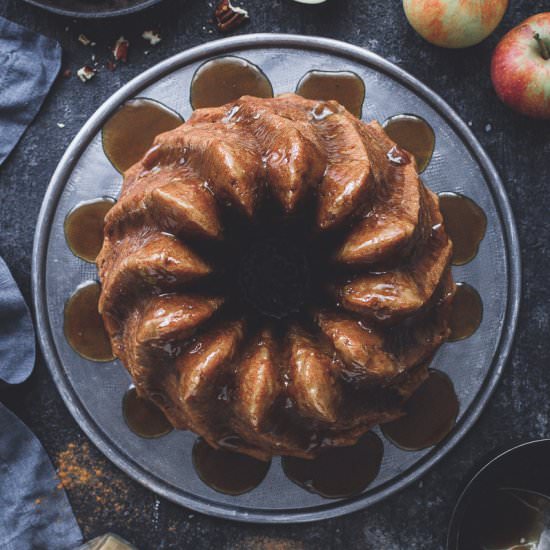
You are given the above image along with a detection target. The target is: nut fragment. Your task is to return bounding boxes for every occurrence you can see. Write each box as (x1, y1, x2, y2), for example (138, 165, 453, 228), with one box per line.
(113, 36, 129, 62)
(77, 65, 96, 82)
(214, 0, 249, 32)
(142, 30, 161, 45)
(78, 33, 91, 46)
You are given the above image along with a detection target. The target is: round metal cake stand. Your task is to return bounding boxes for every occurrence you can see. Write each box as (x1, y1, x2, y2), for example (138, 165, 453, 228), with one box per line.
(32, 34, 521, 523)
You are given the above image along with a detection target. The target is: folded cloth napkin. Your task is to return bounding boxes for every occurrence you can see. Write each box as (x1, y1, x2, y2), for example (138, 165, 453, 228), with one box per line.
(0, 405, 83, 550)
(0, 256, 35, 384)
(0, 257, 83, 549)
(0, 17, 61, 166)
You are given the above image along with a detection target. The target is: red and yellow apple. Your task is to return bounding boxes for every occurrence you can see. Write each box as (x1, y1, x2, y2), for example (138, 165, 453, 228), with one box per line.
(403, 0, 508, 48)
(491, 13, 550, 119)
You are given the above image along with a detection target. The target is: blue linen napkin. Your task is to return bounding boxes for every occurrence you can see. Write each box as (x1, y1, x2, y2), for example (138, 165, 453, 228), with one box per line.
(0, 16, 62, 166)
(0, 257, 83, 548)
(0, 256, 35, 384)
(0, 405, 83, 550)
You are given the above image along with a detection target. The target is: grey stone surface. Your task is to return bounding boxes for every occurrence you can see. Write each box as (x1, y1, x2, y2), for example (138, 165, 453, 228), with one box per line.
(0, 0, 548, 548)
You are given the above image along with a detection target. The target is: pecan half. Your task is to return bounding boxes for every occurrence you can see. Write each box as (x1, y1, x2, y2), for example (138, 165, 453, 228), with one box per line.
(214, 0, 249, 33)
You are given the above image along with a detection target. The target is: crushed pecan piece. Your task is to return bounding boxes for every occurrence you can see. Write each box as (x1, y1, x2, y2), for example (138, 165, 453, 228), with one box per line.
(113, 36, 129, 62)
(78, 34, 91, 46)
(142, 30, 161, 45)
(214, 0, 249, 32)
(77, 65, 96, 82)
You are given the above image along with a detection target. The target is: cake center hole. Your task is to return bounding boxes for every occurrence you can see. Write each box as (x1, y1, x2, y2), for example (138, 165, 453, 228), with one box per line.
(238, 237, 310, 319)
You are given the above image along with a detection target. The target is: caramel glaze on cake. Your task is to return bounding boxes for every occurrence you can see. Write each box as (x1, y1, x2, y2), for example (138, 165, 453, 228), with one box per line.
(96, 94, 455, 460)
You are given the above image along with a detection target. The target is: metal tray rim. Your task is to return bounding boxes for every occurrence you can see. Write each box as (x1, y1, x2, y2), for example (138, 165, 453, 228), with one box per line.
(32, 33, 522, 524)
(19, 0, 163, 19)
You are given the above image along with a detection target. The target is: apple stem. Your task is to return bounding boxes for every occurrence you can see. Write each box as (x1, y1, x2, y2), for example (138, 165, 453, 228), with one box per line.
(534, 32, 550, 60)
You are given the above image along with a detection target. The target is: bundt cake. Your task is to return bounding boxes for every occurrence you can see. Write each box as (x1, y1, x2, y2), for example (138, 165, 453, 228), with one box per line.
(96, 93, 455, 461)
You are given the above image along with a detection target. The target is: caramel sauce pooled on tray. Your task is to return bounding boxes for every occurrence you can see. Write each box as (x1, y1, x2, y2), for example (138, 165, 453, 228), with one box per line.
(382, 370, 458, 451)
(282, 432, 384, 498)
(190, 57, 274, 110)
(122, 387, 173, 438)
(64, 281, 114, 362)
(438, 192, 487, 265)
(64, 197, 115, 263)
(296, 70, 366, 118)
(102, 98, 183, 173)
(382, 114, 435, 173)
(449, 283, 483, 342)
(192, 437, 271, 495)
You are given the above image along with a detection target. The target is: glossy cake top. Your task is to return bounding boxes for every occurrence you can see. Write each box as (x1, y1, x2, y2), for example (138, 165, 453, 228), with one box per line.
(96, 93, 455, 460)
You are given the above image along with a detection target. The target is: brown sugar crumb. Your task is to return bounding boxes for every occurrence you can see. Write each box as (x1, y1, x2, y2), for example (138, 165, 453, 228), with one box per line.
(57, 442, 95, 488)
(55, 441, 129, 517)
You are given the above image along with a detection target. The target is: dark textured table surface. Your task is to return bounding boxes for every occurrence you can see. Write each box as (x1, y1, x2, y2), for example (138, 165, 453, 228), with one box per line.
(0, 1, 548, 548)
